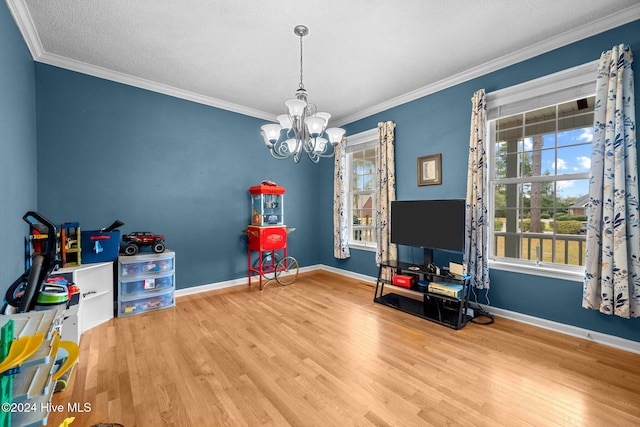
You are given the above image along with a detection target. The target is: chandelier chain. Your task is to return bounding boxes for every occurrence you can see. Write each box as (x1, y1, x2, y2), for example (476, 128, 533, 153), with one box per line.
(299, 33, 304, 91)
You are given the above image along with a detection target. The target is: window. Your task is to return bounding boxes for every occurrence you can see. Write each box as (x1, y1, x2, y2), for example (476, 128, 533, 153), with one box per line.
(345, 129, 378, 249)
(486, 61, 597, 275)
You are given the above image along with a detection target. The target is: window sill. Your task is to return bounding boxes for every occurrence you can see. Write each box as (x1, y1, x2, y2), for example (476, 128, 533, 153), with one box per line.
(489, 260, 583, 283)
(349, 243, 377, 253)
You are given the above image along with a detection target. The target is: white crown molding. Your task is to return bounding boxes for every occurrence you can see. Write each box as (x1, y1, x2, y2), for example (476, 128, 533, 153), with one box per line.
(36, 52, 276, 121)
(333, 4, 640, 127)
(5, 1, 275, 121)
(5, 0, 43, 57)
(7, 1, 640, 125)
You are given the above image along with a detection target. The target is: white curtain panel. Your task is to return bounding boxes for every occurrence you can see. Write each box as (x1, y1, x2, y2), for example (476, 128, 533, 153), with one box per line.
(464, 89, 490, 290)
(583, 44, 639, 318)
(376, 121, 397, 265)
(333, 139, 351, 259)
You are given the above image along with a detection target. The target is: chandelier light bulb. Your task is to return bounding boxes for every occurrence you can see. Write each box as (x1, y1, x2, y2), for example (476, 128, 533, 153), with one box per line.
(314, 137, 328, 153)
(277, 114, 293, 130)
(285, 138, 298, 153)
(261, 124, 282, 144)
(325, 128, 346, 145)
(285, 99, 307, 118)
(315, 112, 331, 126)
(260, 130, 272, 147)
(305, 116, 326, 138)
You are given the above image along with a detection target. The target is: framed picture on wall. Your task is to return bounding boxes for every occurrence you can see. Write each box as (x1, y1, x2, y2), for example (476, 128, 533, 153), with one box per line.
(417, 153, 442, 186)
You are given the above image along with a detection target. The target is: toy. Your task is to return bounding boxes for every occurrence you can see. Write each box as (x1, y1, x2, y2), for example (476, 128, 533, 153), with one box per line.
(4, 212, 63, 313)
(122, 231, 166, 255)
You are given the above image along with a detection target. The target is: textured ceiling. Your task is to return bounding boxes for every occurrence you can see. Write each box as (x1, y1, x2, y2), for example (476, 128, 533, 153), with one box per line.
(7, 1, 640, 126)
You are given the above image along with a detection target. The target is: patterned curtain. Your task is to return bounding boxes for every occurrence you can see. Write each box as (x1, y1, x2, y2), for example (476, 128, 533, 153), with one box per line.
(464, 89, 490, 289)
(583, 44, 639, 318)
(376, 121, 397, 265)
(333, 139, 351, 259)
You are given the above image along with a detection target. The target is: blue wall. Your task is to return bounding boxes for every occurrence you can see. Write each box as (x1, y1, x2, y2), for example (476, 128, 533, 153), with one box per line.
(319, 19, 640, 342)
(0, 2, 38, 292)
(34, 65, 324, 290)
(3, 0, 639, 343)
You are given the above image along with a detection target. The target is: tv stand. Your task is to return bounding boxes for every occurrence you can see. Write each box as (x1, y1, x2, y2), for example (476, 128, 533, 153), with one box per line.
(374, 260, 471, 330)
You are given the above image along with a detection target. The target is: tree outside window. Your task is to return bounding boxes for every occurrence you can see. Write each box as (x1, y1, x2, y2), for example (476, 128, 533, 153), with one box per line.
(490, 96, 593, 267)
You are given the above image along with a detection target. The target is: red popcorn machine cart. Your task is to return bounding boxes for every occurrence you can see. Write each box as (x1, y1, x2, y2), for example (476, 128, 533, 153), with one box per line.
(245, 183, 298, 289)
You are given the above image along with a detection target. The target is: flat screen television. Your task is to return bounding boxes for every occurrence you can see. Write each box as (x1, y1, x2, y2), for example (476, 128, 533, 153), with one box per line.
(391, 199, 466, 265)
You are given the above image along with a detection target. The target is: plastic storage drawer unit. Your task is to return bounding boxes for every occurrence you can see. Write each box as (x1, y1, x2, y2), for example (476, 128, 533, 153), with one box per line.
(120, 272, 174, 295)
(119, 288, 174, 316)
(117, 250, 175, 317)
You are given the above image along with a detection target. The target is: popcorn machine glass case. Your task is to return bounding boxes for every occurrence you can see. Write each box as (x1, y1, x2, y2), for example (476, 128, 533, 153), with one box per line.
(250, 185, 285, 226)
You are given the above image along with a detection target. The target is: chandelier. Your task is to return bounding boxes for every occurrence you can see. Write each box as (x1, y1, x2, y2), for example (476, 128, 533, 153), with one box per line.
(260, 25, 346, 163)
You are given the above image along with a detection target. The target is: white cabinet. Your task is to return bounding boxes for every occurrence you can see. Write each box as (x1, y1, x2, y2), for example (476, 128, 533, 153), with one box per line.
(52, 261, 114, 342)
(117, 250, 175, 316)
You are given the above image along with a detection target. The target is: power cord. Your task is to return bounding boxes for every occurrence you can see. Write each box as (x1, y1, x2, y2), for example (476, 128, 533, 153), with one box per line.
(469, 287, 495, 325)
(470, 306, 495, 325)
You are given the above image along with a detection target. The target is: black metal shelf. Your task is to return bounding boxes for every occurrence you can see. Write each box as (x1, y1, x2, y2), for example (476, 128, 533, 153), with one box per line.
(378, 281, 466, 303)
(374, 261, 472, 330)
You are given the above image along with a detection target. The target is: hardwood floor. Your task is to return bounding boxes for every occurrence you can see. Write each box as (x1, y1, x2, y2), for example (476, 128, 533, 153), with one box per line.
(49, 271, 640, 426)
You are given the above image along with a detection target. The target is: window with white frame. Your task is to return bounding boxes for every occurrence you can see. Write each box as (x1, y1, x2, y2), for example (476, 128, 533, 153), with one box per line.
(345, 129, 378, 249)
(486, 61, 597, 274)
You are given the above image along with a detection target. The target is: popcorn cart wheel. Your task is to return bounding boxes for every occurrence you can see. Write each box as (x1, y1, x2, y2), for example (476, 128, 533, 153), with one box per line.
(253, 252, 281, 281)
(244, 227, 299, 289)
(274, 256, 299, 286)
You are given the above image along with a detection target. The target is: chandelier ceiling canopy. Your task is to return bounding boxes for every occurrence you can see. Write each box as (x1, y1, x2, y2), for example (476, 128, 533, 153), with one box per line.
(260, 25, 346, 163)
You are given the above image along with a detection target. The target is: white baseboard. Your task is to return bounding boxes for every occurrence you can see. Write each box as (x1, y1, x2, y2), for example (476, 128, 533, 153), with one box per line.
(174, 264, 321, 297)
(174, 264, 640, 354)
(174, 276, 246, 297)
(479, 305, 640, 354)
(315, 264, 377, 284)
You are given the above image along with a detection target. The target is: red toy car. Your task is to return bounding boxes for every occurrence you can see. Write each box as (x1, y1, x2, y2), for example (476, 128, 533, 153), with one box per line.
(122, 231, 166, 255)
